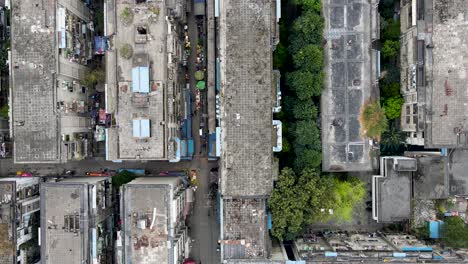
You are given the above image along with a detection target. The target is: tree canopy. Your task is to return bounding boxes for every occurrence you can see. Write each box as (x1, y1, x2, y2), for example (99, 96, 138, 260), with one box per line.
(332, 177, 366, 222)
(292, 44, 324, 72)
(292, 100, 318, 120)
(381, 82, 401, 98)
(442, 216, 468, 248)
(286, 70, 324, 99)
(360, 101, 388, 140)
(112, 170, 137, 188)
(293, 120, 321, 147)
(382, 40, 400, 59)
(289, 10, 324, 53)
(269, 168, 331, 240)
(383, 96, 404, 120)
(294, 148, 322, 171)
(269, 168, 365, 241)
(294, 0, 322, 12)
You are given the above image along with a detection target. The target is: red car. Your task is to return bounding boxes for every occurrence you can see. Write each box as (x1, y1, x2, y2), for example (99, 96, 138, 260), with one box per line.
(86, 172, 110, 177)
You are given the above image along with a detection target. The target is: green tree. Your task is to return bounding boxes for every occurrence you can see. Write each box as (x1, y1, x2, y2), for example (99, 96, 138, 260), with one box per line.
(294, 0, 322, 12)
(273, 42, 288, 70)
(293, 44, 323, 72)
(81, 67, 105, 88)
(442, 216, 468, 248)
(290, 10, 324, 53)
(381, 126, 406, 154)
(382, 40, 400, 59)
(112, 170, 137, 188)
(293, 120, 321, 148)
(119, 43, 133, 59)
(269, 168, 305, 240)
(332, 177, 366, 222)
(381, 82, 401, 98)
(120, 7, 134, 25)
(382, 19, 400, 40)
(360, 101, 388, 140)
(383, 96, 404, 119)
(286, 71, 324, 99)
(269, 167, 332, 240)
(292, 100, 318, 120)
(0, 105, 8, 119)
(294, 148, 322, 171)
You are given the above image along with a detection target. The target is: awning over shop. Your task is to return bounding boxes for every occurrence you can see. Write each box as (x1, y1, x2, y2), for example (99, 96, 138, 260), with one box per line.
(196, 80, 206, 90)
(194, 0, 205, 16)
(58, 8, 66, 48)
(94, 36, 107, 55)
(132, 66, 150, 93)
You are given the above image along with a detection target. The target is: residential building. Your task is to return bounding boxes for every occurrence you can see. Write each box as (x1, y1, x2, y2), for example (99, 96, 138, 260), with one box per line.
(217, 0, 280, 262)
(400, 0, 468, 147)
(40, 177, 114, 264)
(372, 156, 416, 223)
(105, 0, 188, 162)
(321, 0, 380, 172)
(0, 177, 40, 264)
(294, 231, 467, 262)
(10, 0, 94, 163)
(119, 177, 189, 264)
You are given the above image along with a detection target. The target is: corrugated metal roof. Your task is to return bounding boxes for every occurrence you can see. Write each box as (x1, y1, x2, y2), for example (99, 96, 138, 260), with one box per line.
(133, 119, 151, 138)
(132, 66, 150, 93)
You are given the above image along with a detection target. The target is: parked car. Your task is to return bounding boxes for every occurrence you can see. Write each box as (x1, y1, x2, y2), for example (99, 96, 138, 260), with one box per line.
(86, 171, 110, 177)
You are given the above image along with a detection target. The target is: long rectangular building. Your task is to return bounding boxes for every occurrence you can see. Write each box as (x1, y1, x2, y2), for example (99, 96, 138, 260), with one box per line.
(400, 0, 468, 148)
(321, 0, 380, 172)
(40, 177, 113, 264)
(218, 0, 279, 262)
(11, 0, 94, 163)
(105, 0, 187, 161)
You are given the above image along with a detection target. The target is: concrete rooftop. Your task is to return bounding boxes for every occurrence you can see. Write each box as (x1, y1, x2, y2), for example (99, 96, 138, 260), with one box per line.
(11, 0, 59, 163)
(222, 198, 268, 260)
(376, 158, 412, 223)
(41, 183, 86, 264)
(122, 179, 171, 264)
(107, 1, 168, 160)
(219, 0, 274, 197)
(321, 0, 373, 172)
(425, 0, 468, 147)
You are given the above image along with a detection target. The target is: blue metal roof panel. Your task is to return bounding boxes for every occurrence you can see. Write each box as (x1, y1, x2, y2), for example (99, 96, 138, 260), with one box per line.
(132, 67, 140, 92)
(140, 67, 150, 93)
(133, 120, 140, 138)
(140, 119, 150, 138)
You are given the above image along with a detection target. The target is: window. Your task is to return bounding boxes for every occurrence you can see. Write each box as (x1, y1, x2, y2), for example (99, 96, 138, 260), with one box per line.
(406, 116, 411, 124)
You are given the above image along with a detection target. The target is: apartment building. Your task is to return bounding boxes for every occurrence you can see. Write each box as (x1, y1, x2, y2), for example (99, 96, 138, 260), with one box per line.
(40, 177, 114, 264)
(119, 177, 189, 264)
(0, 177, 41, 264)
(400, 0, 468, 147)
(10, 0, 94, 163)
(105, 0, 188, 162)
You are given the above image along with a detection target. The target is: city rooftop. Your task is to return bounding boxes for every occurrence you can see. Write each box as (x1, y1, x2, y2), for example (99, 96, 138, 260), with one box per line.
(321, 0, 375, 172)
(10, 0, 59, 163)
(219, 0, 275, 197)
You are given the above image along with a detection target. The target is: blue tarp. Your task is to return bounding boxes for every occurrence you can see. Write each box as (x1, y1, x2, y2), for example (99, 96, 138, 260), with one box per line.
(208, 132, 217, 159)
(180, 140, 188, 157)
(132, 66, 150, 93)
(267, 212, 272, 230)
(94, 36, 107, 54)
(401, 247, 433, 252)
(429, 220, 444, 239)
(188, 139, 194, 156)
